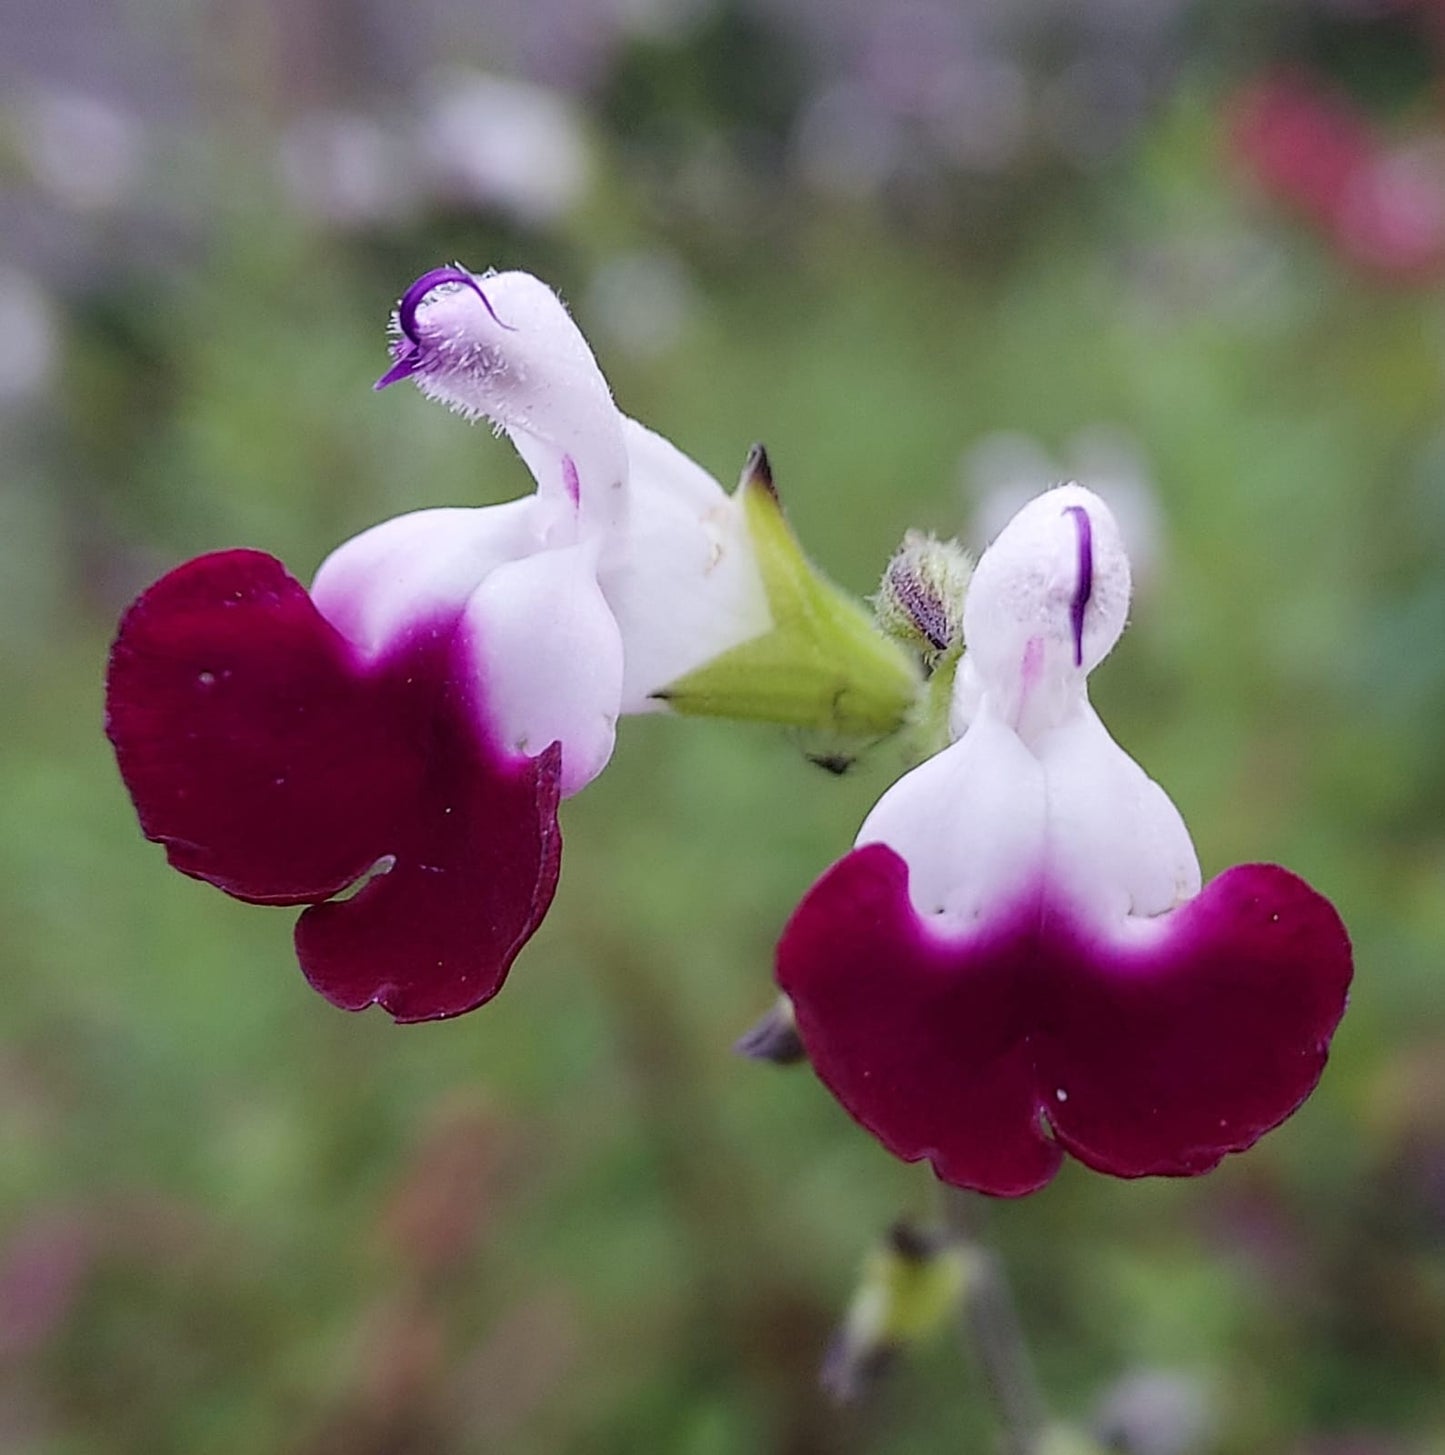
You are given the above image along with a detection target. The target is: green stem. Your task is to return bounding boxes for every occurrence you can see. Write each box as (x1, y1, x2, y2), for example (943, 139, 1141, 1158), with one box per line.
(938, 1182, 1049, 1455)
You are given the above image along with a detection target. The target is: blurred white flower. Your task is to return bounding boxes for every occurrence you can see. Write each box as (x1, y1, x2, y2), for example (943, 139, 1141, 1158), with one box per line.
(614, 0, 716, 44)
(792, 82, 903, 201)
(1067, 423, 1165, 588)
(416, 70, 592, 226)
(584, 250, 696, 362)
(16, 88, 144, 213)
(278, 111, 413, 228)
(960, 430, 1058, 546)
(0, 268, 60, 405)
(960, 424, 1165, 590)
(923, 56, 1030, 175)
(1092, 1368, 1214, 1455)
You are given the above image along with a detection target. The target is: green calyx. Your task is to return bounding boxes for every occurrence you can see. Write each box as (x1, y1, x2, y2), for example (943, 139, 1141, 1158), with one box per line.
(654, 446, 920, 740)
(822, 1220, 969, 1403)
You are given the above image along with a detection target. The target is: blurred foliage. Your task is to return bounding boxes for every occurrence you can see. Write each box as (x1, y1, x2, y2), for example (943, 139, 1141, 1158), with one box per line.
(2, 1, 1445, 1452)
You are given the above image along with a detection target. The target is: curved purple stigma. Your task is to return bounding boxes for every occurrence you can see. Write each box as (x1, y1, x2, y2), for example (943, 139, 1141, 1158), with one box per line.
(375, 267, 514, 392)
(1065, 504, 1093, 668)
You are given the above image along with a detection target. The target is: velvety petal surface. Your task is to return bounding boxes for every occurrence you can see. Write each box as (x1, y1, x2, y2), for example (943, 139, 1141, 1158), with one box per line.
(106, 550, 423, 905)
(777, 844, 1352, 1196)
(1044, 862, 1352, 1178)
(460, 542, 624, 796)
(310, 498, 552, 661)
(106, 550, 563, 1021)
(293, 691, 562, 1023)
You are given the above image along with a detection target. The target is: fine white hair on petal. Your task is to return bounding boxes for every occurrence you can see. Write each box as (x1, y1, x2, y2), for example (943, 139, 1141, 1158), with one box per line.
(1066, 425, 1166, 593)
(460, 542, 625, 798)
(871, 482, 1198, 935)
(960, 427, 1167, 595)
(403, 268, 629, 536)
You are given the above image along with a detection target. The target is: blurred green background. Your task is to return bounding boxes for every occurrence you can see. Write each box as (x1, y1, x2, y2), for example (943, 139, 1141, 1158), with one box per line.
(3, 0, 1445, 1450)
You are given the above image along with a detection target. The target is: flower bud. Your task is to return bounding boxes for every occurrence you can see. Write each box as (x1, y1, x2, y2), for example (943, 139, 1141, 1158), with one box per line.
(820, 1220, 966, 1404)
(733, 995, 805, 1065)
(875, 530, 973, 663)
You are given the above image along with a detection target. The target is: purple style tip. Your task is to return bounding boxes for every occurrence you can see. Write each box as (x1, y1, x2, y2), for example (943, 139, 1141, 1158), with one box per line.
(375, 266, 515, 391)
(373, 350, 423, 391)
(397, 266, 513, 346)
(1065, 504, 1093, 668)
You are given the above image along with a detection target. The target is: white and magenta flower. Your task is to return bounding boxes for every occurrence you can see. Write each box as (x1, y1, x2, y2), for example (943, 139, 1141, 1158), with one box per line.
(107, 266, 770, 1022)
(777, 485, 1352, 1196)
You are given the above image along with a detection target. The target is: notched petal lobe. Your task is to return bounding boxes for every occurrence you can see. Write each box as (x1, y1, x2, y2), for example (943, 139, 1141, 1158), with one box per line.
(106, 549, 565, 1021)
(777, 845, 1352, 1196)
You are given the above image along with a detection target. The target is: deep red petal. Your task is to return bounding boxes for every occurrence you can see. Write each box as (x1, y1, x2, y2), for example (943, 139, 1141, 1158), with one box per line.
(777, 844, 1064, 1197)
(1042, 863, 1352, 1179)
(777, 846, 1351, 1197)
(105, 550, 423, 905)
(106, 550, 565, 1022)
(295, 710, 562, 1023)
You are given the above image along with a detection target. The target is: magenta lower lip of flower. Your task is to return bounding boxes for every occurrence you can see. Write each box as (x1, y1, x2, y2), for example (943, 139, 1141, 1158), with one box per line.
(105, 549, 562, 1022)
(374, 266, 514, 391)
(777, 844, 1351, 1197)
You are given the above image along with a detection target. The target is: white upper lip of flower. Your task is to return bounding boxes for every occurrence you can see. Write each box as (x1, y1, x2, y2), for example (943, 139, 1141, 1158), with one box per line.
(312, 266, 771, 798)
(859, 484, 1200, 929)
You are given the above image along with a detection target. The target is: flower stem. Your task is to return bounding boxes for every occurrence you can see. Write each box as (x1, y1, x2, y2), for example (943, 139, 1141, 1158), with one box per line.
(938, 1182, 1049, 1455)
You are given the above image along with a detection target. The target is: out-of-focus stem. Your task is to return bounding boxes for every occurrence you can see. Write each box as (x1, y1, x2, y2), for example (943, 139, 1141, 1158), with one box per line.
(939, 1182, 1049, 1455)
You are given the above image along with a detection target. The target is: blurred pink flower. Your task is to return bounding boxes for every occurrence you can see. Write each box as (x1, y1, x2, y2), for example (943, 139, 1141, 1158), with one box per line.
(1232, 68, 1445, 283)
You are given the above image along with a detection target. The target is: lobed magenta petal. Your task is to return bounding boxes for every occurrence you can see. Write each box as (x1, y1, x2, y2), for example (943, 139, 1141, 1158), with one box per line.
(777, 847, 1352, 1196)
(105, 550, 424, 905)
(294, 687, 563, 1022)
(106, 550, 566, 1022)
(1041, 863, 1352, 1179)
(777, 844, 1065, 1197)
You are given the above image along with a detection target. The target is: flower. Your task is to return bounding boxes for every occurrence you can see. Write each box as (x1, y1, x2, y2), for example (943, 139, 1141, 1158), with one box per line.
(106, 265, 773, 1022)
(1232, 67, 1445, 284)
(776, 485, 1352, 1196)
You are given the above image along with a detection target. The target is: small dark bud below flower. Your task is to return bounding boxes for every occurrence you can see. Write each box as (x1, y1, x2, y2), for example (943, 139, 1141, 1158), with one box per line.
(885, 1218, 947, 1263)
(820, 1216, 967, 1406)
(734, 996, 805, 1065)
(821, 1331, 898, 1405)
